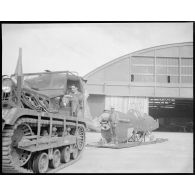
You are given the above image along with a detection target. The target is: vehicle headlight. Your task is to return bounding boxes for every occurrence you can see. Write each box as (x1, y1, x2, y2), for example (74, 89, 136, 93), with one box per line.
(2, 79, 12, 93)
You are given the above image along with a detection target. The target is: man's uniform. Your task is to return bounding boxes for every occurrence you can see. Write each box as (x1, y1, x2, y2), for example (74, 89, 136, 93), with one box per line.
(109, 110, 119, 143)
(70, 91, 83, 117)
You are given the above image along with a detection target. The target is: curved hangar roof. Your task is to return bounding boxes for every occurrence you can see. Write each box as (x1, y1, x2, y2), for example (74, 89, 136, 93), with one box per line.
(84, 42, 193, 98)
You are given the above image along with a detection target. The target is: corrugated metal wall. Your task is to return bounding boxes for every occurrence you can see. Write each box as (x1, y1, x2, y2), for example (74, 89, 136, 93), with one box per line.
(85, 43, 193, 98)
(105, 96, 149, 114)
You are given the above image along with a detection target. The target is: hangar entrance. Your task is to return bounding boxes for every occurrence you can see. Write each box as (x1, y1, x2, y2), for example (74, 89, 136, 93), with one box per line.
(87, 94, 105, 118)
(149, 97, 193, 132)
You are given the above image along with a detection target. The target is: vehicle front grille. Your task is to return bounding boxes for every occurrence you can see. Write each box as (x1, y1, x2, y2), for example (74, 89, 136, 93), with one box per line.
(2, 91, 10, 100)
(2, 91, 11, 106)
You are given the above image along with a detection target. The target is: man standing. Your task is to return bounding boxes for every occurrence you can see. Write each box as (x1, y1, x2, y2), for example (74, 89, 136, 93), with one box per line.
(109, 107, 119, 144)
(69, 85, 83, 117)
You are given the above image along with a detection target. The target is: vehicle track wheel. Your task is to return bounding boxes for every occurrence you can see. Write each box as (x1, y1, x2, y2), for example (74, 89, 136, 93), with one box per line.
(71, 145, 79, 160)
(61, 146, 70, 163)
(76, 126, 85, 150)
(49, 149, 61, 169)
(33, 152, 49, 173)
(11, 122, 33, 166)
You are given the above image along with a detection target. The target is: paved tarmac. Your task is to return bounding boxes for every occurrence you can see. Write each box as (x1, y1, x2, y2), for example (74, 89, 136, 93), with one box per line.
(57, 132, 193, 173)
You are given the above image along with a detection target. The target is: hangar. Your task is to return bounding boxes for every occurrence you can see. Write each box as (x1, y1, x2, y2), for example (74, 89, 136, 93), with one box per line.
(84, 42, 193, 131)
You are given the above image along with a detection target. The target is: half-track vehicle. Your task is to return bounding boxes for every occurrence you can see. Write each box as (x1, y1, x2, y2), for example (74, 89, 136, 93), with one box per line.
(2, 49, 86, 173)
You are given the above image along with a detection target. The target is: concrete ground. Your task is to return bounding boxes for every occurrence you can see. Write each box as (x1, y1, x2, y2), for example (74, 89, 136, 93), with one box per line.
(57, 132, 193, 173)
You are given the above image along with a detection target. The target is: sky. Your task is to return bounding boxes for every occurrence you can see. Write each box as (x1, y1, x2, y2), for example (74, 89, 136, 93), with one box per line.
(2, 23, 193, 77)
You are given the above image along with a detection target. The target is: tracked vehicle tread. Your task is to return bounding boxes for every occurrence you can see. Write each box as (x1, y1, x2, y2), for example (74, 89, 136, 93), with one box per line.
(2, 117, 86, 174)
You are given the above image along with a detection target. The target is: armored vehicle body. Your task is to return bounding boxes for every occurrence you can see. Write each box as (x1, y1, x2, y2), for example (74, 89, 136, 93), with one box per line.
(2, 50, 86, 173)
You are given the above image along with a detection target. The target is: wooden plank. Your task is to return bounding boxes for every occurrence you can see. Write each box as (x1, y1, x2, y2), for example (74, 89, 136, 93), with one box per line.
(87, 138, 168, 149)
(36, 115, 41, 147)
(18, 135, 76, 152)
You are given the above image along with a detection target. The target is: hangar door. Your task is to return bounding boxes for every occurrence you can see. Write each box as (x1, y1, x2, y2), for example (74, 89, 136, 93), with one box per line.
(105, 96, 149, 114)
(87, 94, 105, 118)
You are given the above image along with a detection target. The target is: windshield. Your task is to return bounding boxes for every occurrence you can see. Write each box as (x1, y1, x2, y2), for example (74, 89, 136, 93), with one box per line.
(14, 73, 68, 91)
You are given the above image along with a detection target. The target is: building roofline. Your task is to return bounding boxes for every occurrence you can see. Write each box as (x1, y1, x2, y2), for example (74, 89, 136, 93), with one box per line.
(84, 42, 193, 79)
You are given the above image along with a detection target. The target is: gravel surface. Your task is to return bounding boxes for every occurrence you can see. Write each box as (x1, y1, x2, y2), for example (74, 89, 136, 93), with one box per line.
(57, 132, 193, 173)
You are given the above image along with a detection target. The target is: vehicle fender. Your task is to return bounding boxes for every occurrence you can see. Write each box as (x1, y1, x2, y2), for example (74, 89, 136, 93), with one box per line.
(2, 107, 38, 126)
